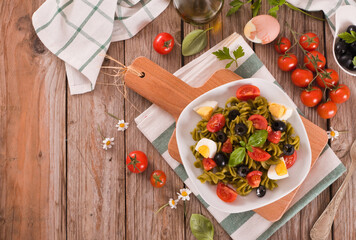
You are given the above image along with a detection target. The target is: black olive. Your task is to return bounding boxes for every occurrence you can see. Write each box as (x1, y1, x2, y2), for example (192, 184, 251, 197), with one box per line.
(216, 131, 227, 143)
(256, 185, 266, 198)
(235, 123, 248, 136)
(214, 153, 228, 167)
(283, 144, 295, 156)
(228, 109, 240, 121)
(346, 25, 356, 33)
(271, 120, 287, 132)
(338, 52, 354, 70)
(334, 40, 348, 55)
(348, 42, 356, 55)
(236, 165, 250, 177)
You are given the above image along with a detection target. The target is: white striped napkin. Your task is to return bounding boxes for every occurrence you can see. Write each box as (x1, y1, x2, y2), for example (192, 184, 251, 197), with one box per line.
(135, 33, 346, 240)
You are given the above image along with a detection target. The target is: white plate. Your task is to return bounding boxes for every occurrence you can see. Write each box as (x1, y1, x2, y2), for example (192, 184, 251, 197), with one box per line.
(176, 78, 312, 213)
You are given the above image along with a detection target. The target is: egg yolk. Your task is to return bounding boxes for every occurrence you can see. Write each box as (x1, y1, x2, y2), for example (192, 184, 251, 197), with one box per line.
(269, 103, 287, 118)
(196, 106, 214, 120)
(198, 145, 210, 158)
(275, 160, 288, 176)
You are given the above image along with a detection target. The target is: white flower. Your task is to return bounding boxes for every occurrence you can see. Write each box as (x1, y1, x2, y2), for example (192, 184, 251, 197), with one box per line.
(327, 127, 339, 141)
(177, 188, 192, 201)
(102, 137, 114, 150)
(168, 198, 179, 209)
(116, 120, 129, 131)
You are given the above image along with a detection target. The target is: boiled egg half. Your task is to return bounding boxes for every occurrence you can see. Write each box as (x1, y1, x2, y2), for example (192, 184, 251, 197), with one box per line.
(195, 138, 217, 159)
(268, 158, 289, 180)
(244, 15, 280, 44)
(268, 102, 293, 121)
(193, 101, 218, 121)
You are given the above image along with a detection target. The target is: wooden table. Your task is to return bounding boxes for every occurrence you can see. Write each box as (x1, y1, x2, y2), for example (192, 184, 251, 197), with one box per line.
(1, 1, 355, 239)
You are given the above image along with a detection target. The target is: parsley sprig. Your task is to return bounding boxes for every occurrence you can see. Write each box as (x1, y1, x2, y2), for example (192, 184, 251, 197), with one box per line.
(338, 30, 356, 44)
(212, 46, 245, 69)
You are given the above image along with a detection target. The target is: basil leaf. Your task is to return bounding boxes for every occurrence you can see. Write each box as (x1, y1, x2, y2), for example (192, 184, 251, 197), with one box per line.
(229, 147, 246, 167)
(190, 214, 214, 240)
(248, 130, 268, 147)
(182, 28, 211, 56)
(246, 145, 253, 152)
(240, 141, 246, 147)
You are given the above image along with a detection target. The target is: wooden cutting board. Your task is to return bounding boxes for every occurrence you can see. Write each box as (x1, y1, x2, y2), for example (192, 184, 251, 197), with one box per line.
(124, 57, 328, 222)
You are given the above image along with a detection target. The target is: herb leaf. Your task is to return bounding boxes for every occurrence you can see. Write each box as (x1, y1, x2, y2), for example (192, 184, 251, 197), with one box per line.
(353, 56, 356, 67)
(182, 28, 212, 56)
(227, 0, 244, 16)
(212, 46, 245, 68)
(268, 5, 280, 18)
(251, 0, 262, 17)
(190, 214, 214, 240)
(338, 31, 356, 44)
(229, 147, 246, 167)
(248, 130, 268, 147)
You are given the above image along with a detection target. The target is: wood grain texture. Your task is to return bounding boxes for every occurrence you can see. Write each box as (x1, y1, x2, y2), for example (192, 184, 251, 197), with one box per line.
(0, 1, 66, 239)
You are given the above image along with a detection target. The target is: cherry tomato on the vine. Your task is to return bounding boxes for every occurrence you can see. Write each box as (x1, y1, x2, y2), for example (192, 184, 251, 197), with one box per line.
(291, 68, 313, 87)
(153, 32, 174, 55)
(299, 32, 319, 51)
(278, 53, 298, 72)
(300, 87, 323, 107)
(304, 50, 326, 72)
(150, 170, 167, 188)
(126, 151, 148, 173)
(316, 69, 339, 88)
(330, 84, 350, 104)
(274, 37, 291, 54)
(317, 101, 337, 119)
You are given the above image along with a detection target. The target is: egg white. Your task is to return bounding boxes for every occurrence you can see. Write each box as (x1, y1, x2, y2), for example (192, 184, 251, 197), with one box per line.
(267, 158, 289, 180)
(275, 107, 293, 121)
(195, 138, 217, 159)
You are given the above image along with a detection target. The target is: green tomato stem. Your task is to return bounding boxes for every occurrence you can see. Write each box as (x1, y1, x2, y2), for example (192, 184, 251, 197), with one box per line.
(284, 3, 325, 21)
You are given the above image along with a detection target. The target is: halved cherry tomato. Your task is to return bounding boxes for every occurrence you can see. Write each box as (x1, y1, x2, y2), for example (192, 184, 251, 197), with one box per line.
(268, 130, 281, 144)
(221, 139, 233, 153)
(317, 101, 337, 119)
(126, 151, 148, 173)
(278, 53, 298, 72)
(284, 151, 297, 169)
(248, 115, 268, 130)
(274, 37, 291, 54)
(300, 87, 323, 107)
(246, 170, 262, 188)
(207, 114, 225, 132)
(216, 182, 238, 202)
(202, 158, 217, 171)
(330, 84, 350, 104)
(304, 50, 326, 72)
(236, 85, 260, 101)
(291, 68, 313, 87)
(316, 69, 339, 88)
(153, 32, 174, 55)
(299, 32, 319, 51)
(247, 147, 271, 162)
(150, 170, 167, 188)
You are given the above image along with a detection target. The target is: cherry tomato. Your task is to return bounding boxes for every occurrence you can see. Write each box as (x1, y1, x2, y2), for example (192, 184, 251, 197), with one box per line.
(268, 130, 281, 144)
(236, 85, 260, 101)
(207, 114, 226, 133)
(300, 87, 323, 107)
(150, 170, 167, 188)
(246, 171, 262, 188)
(153, 32, 174, 55)
(248, 114, 268, 130)
(317, 101, 337, 119)
(330, 84, 350, 104)
(316, 69, 339, 88)
(304, 50, 326, 72)
(291, 68, 313, 87)
(284, 151, 297, 169)
(202, 158, 217, 171)
(221, 139, 233, 153)
(247, 147, 271, 162)
(126, 151, 148, 173)
(274, 37, 291, 54)
(278, 53, 298, 72)
(216, 182, 238, 203)
(299, 32, 319, 51)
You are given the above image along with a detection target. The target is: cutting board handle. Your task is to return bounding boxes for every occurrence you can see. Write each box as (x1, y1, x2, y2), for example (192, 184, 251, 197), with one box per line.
(124, 57, 202, 120)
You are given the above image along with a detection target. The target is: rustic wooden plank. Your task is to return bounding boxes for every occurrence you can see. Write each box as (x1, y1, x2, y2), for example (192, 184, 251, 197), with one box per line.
(0, 1, 66, 239)
(252, 3, 330, 240)
(66, 43, 126, 239)
(123, 4, 185, 240)
(324, 25, 356, 240)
